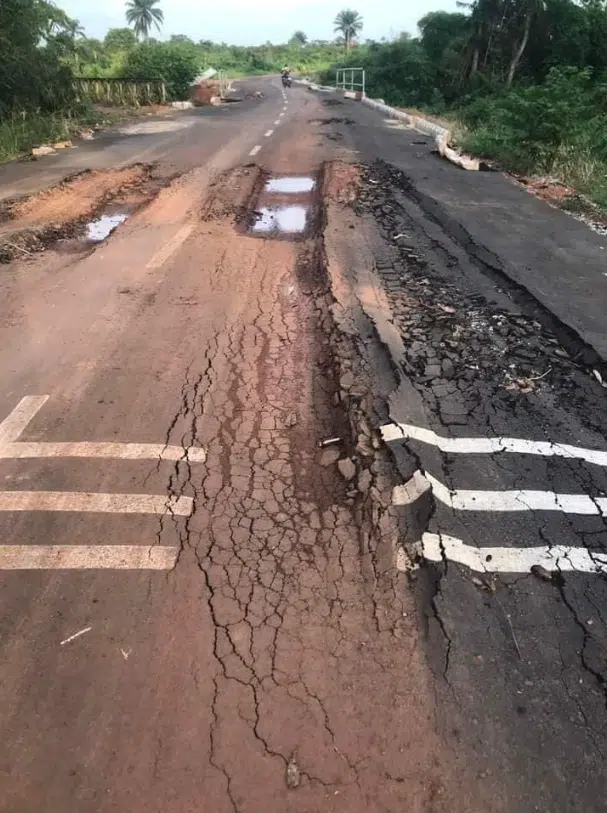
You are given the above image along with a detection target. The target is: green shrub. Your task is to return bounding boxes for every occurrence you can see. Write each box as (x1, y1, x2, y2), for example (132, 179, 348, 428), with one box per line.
(121, 43, 199, 100)
(460, 67, 607, 173)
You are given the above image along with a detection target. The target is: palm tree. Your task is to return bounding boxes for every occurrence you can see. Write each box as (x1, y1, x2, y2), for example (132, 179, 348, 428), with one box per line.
(333, 9, 363, 51)
(65, 18, 86, 39)
(290, 30, 308, 46)
(126, 0, 164, 41)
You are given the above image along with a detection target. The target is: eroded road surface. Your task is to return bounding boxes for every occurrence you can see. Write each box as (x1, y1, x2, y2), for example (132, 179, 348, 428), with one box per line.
(0, 77, 606, 812)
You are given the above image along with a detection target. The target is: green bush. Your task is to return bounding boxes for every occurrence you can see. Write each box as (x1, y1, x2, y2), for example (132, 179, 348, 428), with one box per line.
(121, 43, 199, 100)
(0, 0, 75, 118)
(460, 67, 607, 173)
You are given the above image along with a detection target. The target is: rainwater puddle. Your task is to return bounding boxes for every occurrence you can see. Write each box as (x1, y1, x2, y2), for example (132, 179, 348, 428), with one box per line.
(265, 176, 315, 194)
(86, 213, 129, 242)
(253, 206, 307, 235)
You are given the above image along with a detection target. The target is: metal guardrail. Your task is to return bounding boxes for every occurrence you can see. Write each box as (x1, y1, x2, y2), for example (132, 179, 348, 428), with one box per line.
(336, 67, 365, 96)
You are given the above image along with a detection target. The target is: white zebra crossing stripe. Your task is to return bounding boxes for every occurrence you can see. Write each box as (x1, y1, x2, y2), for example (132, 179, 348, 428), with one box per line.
(0, 545, 178, 570)
(0, 396, 206, 462)
(425, 472, 607, 515)
(0, 396, 49, 444)
(381, 422, 607, 467)
(0, 396, 197, 568)
(1, 441, 206, 462)
(391, 470, 430, 505)
(420, 533, 607, 574)
(0, 491, 192, 515)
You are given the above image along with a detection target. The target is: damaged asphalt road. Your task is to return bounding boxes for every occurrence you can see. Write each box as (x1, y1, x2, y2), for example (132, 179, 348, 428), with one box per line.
(0, 81, 489, 813)
(1, 76, 607, 813)
(324, 156, 607, 811)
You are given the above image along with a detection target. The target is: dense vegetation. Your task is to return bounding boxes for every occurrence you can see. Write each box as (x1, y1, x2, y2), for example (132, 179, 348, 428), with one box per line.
(322, 1, 607, 207)
(3, 0, 607, 209)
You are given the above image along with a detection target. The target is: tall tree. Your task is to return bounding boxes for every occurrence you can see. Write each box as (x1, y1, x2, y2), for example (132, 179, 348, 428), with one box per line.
(418, 11, 469, 62)
(333, 9, 363, 51)
(104, 27, 137, 51)
(290, 30, 308, 46)
(505, 0, 546, 85)
(125, 0, 164, 41)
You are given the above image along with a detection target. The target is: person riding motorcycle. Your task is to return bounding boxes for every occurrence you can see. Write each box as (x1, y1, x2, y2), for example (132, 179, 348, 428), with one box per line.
(281, 66, 292, 87)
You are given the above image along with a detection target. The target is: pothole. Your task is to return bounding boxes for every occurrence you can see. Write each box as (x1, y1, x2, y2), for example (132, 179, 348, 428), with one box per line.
(0, 164, 163, 262)
(247, 170, 321, 240)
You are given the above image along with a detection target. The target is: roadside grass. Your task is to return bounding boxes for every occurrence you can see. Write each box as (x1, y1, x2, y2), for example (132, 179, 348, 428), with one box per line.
(460, 125, 607, 214)
(0, 113, 74, 163)
(0, 105, 113, 163)
(0, 104, 170, 164)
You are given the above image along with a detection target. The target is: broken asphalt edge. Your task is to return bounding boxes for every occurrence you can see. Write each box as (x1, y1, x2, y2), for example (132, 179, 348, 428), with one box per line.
(360, 97, 480, 171)
(302, 77, 607, 371)
(393, 173, 607, 374)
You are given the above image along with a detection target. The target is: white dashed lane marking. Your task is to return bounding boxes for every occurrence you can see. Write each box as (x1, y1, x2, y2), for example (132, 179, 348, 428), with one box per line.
(249, 145, 262, 156)
(265, 129, 274, 137)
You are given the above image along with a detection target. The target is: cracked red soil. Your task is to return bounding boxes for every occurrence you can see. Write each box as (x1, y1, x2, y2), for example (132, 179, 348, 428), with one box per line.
(135, 166, 485, 813)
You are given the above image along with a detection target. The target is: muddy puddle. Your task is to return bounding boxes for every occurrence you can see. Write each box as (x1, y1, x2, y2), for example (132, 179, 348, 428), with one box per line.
(0, 164, 163, 262)
(253, 206, 308, 235)
(247, 171, 319, 240)
(265, 177, 315, 194)
(86, 213, 129, 242)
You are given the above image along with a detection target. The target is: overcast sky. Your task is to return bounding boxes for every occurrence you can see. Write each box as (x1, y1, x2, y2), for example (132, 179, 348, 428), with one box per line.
(58, 0, 458, 44)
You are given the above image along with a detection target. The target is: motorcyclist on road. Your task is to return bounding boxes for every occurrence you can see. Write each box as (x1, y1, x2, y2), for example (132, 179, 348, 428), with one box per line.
(281, 66, 291, 87)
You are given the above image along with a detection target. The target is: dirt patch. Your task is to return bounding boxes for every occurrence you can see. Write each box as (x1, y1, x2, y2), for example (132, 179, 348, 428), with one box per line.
(324, 161, 361, 204)
(200, 164, 263, 223)
(515, 174, 575, 205)
(0, 164, 166, 263)
(9, 165, 151, 227)
(189, 79, 221, 107)
(515, 174, 607, 235)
